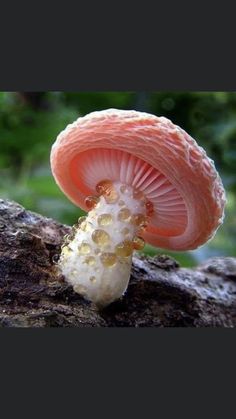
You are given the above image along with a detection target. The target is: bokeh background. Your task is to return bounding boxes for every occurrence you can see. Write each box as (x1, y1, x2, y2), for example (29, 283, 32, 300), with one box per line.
(0, 92, 235, 266)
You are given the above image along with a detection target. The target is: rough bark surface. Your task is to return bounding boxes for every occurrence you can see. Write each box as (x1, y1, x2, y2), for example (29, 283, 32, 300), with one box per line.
(0, 198, 236, 327)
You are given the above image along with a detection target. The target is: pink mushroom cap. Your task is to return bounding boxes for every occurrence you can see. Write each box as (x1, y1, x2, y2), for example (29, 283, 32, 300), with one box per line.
(50, 109, 226, 251)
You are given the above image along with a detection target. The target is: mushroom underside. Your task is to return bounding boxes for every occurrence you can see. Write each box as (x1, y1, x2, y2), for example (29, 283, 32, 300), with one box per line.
(70, 148, 188, 238)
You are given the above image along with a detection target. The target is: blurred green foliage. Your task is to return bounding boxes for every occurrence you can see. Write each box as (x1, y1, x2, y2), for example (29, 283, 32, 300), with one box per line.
(0, 91, 235, 267)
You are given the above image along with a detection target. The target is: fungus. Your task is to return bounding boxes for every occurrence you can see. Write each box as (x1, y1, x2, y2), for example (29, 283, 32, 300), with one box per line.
(50, 109, 226, 307)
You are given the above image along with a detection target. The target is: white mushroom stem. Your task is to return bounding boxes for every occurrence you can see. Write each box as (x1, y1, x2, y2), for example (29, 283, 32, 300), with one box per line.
(58, 181, 147, 307)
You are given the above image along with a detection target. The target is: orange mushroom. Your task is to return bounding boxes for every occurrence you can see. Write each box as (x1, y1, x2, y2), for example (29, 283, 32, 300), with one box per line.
(50, 109, 226, 307)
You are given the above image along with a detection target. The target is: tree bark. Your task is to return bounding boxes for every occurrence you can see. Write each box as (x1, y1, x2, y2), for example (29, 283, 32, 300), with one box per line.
(0, 198, 236, 327)
(18, 92, 50, 110)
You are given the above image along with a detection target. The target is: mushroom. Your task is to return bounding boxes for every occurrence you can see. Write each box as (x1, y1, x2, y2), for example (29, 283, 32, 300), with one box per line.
(50, 109, 226, 307)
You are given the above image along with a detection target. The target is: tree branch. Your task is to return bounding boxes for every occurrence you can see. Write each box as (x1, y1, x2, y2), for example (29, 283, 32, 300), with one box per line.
(0, 198, 236, 327)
